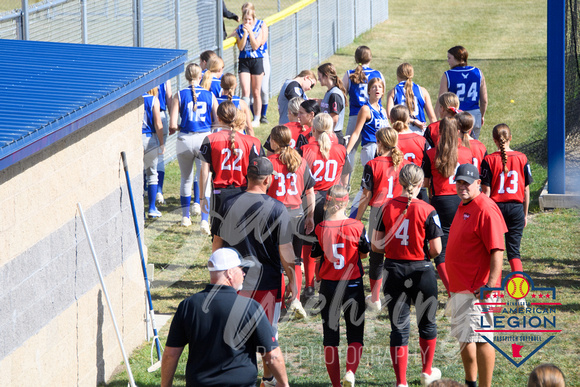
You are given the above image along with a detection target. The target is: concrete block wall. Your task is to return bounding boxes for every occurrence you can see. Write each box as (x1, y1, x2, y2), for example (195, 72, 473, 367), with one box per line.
(0, 97, 148, 385)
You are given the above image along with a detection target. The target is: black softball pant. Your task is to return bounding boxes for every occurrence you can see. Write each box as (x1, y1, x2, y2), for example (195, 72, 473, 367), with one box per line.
(430, 194, 461, 266)
(497, 202, 525, 260)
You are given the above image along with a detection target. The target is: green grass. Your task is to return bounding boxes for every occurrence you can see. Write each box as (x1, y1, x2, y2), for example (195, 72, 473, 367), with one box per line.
(105, 0, 580, 386)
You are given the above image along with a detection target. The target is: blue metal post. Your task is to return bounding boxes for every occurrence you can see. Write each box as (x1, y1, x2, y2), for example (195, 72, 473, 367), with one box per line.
(547, 0, 566, 194)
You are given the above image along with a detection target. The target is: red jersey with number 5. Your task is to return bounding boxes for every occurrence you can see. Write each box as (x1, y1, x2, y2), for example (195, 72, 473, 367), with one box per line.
(398, 132, 426, 167)
(480, 151, 533, 203)
(267, 155, 315, 208)
(200, 130, 263, 188)
(312, 219, 369, 281)
(301, 142, 346, 191)
(377, 197, 444, 261)
(424, 146, 473, 196)
(362, 156, 411, 207)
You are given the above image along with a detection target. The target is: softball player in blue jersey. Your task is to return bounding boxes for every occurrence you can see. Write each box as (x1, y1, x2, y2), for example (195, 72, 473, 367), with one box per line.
(169, 63, 218, 228)
(386, 63, 436, 135)
(200, 56, 224, 99)
(216, 73, 254, 135)
(437, 46, 488, 139)
(342, 46, 384, 179)
(155, 80, 172, 205)
(142, 87, 165, 218)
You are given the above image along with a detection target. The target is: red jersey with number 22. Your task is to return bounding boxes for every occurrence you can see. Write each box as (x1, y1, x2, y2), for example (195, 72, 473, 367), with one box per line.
(301, 142, 346, 191)
(425, 146, 473, 196)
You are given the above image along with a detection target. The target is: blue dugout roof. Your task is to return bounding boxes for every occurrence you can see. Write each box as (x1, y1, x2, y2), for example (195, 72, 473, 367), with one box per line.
(0, 39, 187, 171)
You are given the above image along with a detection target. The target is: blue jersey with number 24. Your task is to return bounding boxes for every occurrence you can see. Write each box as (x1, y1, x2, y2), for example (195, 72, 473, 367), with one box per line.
(445, 66, 482, 111)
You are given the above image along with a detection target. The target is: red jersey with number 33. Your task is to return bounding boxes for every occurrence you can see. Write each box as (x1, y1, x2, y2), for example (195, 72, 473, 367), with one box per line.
(200, 130, 262, 188)
(301, 142, 346, 191)
(362, 156, 411, 207)
(480, 151, 533, 203)
(398, 132, 426, 167)
(313, 219, 368, 281)
(377, 197, 443, 261)
(424, 146, 473, 196)
(267, 155, 315, 208)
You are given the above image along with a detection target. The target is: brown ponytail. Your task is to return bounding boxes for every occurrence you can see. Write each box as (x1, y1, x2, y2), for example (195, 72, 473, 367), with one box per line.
(318, 63, 348, 105)
(397, 63, 415, 115)
(399, 164, 424, 215)
(493, 123, 512, 174)
(435, 117, 459, 178)
(201, 56, 224, 90)
(390, 104, 410, 132)
(271, 126, 301, 173)
(456, 111, 474, 150)
(220, 73, 237, 101)
(184, 63, 202, 112)
(376, 128, 403, 168)
(349, 46, 372, 84)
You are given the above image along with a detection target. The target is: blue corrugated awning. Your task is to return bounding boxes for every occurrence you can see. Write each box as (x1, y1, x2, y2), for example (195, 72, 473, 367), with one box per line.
(0, 39, 188, 171)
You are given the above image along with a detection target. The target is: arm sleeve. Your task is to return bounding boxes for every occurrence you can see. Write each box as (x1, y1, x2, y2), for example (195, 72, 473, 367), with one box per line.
(311, 239, 323, 259)
(424, 127, 435, 149)
(296, 133, 308, 150)
(375, 206, 386, 232)
(425, 210, 444, 240)
(284, 81, 303, 101)
(328, 93, 344, 115)
(422, 152, 432, 179)
(480, 158, 492, 186)
(361, 164, 374, 191)
(165, 301, 188, 348)
(222, 1, 238, 20)
(303, 164, 316, 191)
(263, 135, 273, 153)
(200, 136, 213, 164)
(479, 204, 508, 253)
(524, 161, 533, 185)
(358, 226, 371, 254)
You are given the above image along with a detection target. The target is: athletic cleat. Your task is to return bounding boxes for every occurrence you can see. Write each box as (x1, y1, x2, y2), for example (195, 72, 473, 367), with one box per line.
(192, 202, 201, 216)
(155, 192, 165, 205)
(260, 376, 277, 387)
(200, 220, 211, 235)
(365, 295, 381, 312)
(148, 209, 162, 218)
(252, 118, 261, 128)
(420, 367, 442, 386)
(343, 370, 355, 387)
(288, 298, 307, 320)
(260, 116, 269, 124)
(181, 216, 192, 227)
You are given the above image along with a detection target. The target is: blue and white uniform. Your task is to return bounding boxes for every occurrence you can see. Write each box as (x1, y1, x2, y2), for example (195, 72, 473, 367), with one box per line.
(176, 85, 215, 219)
(156, 82, 170, 195)
(142, 93, 161, 215)
(209, 76, 222, 99)
(217, 95, 242, 109)
(445, 65, 484, 138)
(393, 81, 427, 123)
(236, 20, 266, 59)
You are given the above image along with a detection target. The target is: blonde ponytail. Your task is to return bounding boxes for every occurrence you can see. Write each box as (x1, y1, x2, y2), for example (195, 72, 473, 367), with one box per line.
(313, 113, 333, 160)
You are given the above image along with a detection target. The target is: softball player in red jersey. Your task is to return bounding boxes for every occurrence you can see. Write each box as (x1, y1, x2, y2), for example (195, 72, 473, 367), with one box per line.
(422, 117, 473, 295)
(357, 127, 410, 310)
(424, 92, 460, 149)
(199, 102, 264, 234)
(372, 164, 443, 387)
(311, 185, 370, 387)
(300, 113, 347, 299)
(390, 104, 429, 202)
(456, 111, 487, 171)
(481, 123, 532, 276)
(296, 99, 321, 146)
(264, 97, 309, 154)
(267, 125, 316, 304)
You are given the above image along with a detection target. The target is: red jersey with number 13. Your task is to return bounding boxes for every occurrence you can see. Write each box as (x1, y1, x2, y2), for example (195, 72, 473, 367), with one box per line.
(301, 142, 346, 191)
(480, 151, 533, 203)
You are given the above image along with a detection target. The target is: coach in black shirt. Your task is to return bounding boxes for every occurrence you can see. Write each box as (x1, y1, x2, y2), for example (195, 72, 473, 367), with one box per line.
(161, 248, 289, 387)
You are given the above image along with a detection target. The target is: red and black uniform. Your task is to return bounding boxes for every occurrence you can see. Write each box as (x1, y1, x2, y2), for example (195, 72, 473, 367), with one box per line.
(200, 130, 264, 229)
(267, 154, 315, 262)
(375, 197, 443, 381)
(424, 121, 441, 149)
(263, 121, 310, 152)
(480, 150, 533, 261)
(469, 138, 487, 172)
(398, 131, 429, 202)
(422, 146, 473, 266)
(311, 218, 369, 382)
(446, 193, 507, 293)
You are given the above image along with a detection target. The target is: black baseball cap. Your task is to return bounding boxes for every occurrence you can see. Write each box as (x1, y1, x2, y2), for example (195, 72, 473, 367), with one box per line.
(455, 163, 480, 184)
(247, 157, 274, 176)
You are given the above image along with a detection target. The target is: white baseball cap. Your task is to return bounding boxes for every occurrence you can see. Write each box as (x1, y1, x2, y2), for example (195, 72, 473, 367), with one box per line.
(207, 248, 254, 271)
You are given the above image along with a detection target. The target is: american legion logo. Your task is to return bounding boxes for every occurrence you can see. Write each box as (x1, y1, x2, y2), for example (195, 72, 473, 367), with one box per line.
(475, 272, 561, 367)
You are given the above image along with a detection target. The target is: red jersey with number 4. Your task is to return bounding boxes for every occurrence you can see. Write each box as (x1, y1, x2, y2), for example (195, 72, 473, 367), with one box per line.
(200, 130, 263, 188)
(469, 139, 487, 172)
(377, 197, 443, 261)
(301, 142, 346, 191)
(424, 146, 473, 196)
(313, 219, 368, 281)
(267, 155, 315, 208)
(398, 132, 426, 167)
(480, 151, 533, 204)
(284, 121, 311, 149)
(362, 156, 411, 207)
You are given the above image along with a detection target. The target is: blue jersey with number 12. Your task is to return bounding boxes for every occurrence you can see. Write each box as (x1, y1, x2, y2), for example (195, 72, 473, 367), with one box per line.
(445, 66, 482, 111)
(178, 86, 214, 133)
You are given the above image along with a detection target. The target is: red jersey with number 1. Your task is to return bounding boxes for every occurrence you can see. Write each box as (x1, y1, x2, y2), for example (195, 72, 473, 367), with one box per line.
(480, 151, 533, 203)
(362, 156, 411, 207)
(200, 130, 263, 188)
(398, 132, 426, 167)
(469, 139, 487, 172)
(267, 155, 315, 208)
(312, 219, 369, 281)
(301, 142, 346, 191)
(377, 197, 444, 261)
(424, 146, 473, 196)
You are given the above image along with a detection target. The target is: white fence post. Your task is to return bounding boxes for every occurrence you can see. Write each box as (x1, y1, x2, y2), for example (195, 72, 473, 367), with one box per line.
(21, 0, 29, 40)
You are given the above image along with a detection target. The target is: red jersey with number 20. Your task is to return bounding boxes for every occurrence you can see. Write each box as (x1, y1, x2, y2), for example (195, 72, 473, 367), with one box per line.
(362, 156, 411, 207)
(313, 219, 369, 281)
(301, 142, 346, 192)
(377, 197, 443, 261)
(267, 155, 315, 208)
(480, 151, 533, 204)
(200, 130, 263, 188)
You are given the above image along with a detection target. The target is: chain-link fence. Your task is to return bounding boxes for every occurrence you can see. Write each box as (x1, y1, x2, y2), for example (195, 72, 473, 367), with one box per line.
(1, 0, 388, 161)
(566, 0, 580, 171)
